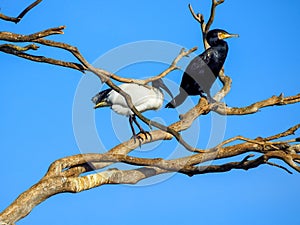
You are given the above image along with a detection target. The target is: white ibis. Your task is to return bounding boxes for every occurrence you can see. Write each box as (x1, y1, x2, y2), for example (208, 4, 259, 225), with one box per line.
(92, 79, 173, 142)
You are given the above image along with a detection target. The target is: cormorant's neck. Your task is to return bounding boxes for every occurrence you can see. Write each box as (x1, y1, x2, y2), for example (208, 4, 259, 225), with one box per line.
(208, 39, 228, 49)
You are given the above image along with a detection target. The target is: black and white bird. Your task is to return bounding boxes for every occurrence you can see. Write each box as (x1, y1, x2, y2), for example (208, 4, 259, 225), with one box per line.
(165, 29, 238, 108)
(92, 79, 173, 141)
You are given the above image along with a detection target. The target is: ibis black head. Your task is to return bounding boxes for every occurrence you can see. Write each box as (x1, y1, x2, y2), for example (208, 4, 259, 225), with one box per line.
(152, 79, 174, 99)
(206, 29, 239, 46)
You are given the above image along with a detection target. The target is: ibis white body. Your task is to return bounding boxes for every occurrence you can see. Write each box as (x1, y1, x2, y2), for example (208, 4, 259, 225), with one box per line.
(108, 83, 164, 116)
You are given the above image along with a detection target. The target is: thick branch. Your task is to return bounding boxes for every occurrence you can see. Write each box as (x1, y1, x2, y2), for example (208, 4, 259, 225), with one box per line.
(213, 70, 232, 101)
(1, 132, 299, 224)
(49, 124, 300, 179)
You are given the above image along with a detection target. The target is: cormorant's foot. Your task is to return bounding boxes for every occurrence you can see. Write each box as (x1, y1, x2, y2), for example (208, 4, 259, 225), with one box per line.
(179, 114, 184, 120)
(210, 101, 227, 112)
(207, 97, 217, 104)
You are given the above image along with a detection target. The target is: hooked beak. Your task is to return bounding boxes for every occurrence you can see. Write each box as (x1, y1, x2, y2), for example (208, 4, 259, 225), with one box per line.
(219, 32, 239, 39)
(94, 101, 110, 109)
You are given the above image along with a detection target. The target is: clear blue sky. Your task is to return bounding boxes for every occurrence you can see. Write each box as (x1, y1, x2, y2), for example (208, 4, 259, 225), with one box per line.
(1, 0, 300, 224)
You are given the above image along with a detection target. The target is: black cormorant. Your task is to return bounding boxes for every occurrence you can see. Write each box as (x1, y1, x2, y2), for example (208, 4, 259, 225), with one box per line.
(165, 29, 238, 108)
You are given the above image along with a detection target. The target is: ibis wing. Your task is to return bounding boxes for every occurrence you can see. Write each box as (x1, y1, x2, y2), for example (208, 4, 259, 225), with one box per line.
(108, 84, 163, 115)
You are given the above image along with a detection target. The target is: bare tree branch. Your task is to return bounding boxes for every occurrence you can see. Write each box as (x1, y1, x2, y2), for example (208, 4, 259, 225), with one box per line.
(0, 1, 299, 224)
(1, 128, 299, 224)
(206, 0, 225, 33)
(213, 70, 232, 101)
(0, 43, 39, 51)
(188, 0, 224, 48)
(0, 0, 42, 23)
(0, 26, 65, 42)
(265, 124, 300, 141)
(212, 93, 300, 115)
(107, 47, 198, 84)
(0, 44, 86, 72)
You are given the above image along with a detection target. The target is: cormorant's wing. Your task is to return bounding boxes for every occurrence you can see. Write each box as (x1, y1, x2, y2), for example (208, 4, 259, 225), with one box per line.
(180, 48, 217, 96)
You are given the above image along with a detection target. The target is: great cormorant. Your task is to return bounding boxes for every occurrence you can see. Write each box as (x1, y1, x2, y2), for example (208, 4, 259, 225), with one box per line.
(92, 79, 173, 141)
(165, 29, 238, 108)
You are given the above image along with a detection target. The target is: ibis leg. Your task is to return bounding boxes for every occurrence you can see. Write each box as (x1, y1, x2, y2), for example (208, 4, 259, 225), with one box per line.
(129, 115, 137, 137)
(129, 115, 143, 146)
(132, 115, 152, 141)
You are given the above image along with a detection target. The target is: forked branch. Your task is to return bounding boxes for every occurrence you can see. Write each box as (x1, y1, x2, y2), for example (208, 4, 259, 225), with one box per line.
(189, 0, 225, 48)
(0, 1, 299, 225)
(1, 126, 299, 224)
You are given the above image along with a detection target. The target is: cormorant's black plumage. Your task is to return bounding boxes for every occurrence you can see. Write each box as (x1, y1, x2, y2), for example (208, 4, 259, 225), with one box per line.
(165, 29, 238, 108)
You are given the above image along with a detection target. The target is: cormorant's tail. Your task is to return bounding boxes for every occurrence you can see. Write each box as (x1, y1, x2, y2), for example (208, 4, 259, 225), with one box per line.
(165, 92, 188, 108)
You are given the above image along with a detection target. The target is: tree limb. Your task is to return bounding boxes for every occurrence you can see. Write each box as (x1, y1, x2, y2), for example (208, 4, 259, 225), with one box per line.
(1, 128, 299, 224)
(0, 1, 299, 224)
(0, 44, 86, 72)
(212, 93, 300, 115)
(0, 0, 42, 23)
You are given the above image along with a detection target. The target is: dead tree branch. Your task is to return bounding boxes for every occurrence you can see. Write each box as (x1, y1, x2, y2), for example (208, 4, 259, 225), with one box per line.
(1, 126, 299, 224)
(0, 0, 42, 23)
(189, 0, 225, 48)
(0, 0, 299, 224)
(212, 93, 300, 115)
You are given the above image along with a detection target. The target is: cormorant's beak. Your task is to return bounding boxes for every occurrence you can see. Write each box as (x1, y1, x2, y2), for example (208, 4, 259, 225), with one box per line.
(220, 32, 239, 39)
(158, 80, 174, 100)
(94, 101, 110, 109)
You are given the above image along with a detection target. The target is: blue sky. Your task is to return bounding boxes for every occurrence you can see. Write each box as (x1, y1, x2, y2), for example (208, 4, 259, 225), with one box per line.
(1, 0, 300, 224)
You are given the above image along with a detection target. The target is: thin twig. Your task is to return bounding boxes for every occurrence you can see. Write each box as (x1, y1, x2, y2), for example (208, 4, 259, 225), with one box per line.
(107, 47, 198, 84)
(0, 0, 42, 23)
(0, 43, 39, 51)
(266, 162, 293, 174)
(205, 0, 225, 33)
(213, 94, 300, 116)
(264, 124, 300, 141)
(188, 3, 208, 48)
(0, 45, 85, 72)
